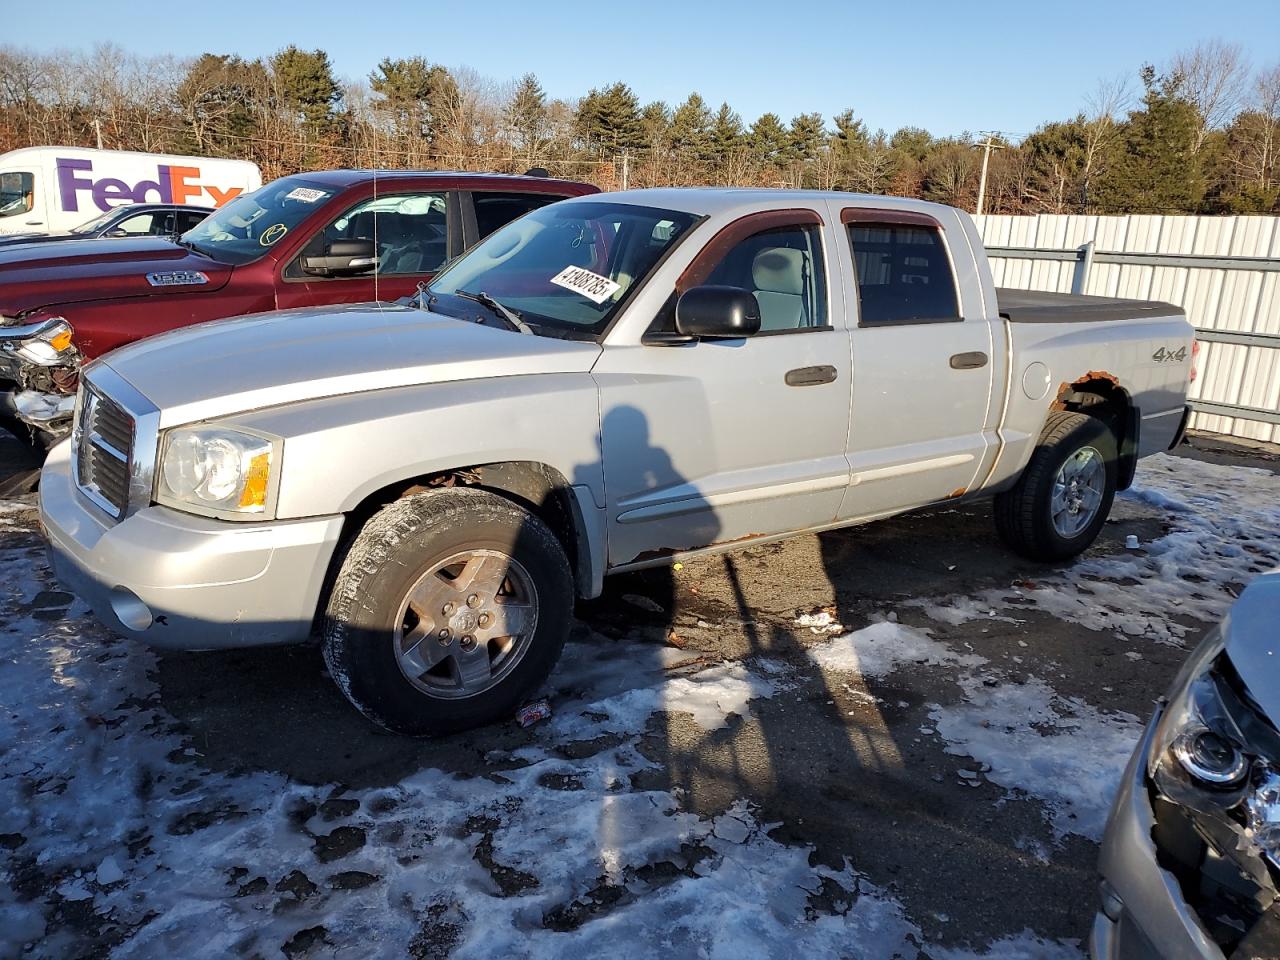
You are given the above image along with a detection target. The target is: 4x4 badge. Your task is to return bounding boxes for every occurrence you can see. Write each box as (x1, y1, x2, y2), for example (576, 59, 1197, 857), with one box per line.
(1152, 345, 1188, 363)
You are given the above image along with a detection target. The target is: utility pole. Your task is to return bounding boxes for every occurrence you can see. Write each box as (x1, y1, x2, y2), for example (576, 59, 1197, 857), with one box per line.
(620, 150, 630, 191)
(93, 118, 104, 150)
(975, 132, 1005, 216)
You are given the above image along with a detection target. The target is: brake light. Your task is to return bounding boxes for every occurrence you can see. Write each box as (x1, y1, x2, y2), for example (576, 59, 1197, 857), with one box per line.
(1190, 339, 1200, 384)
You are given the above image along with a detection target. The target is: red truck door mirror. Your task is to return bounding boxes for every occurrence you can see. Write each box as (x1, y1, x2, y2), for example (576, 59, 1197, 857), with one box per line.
(675, 285, 761, 340)
(301, 238, 378, 278)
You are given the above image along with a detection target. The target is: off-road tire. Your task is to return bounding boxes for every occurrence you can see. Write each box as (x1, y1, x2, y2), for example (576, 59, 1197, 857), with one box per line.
(993, 411, 1118, 562)
(322, 487, 573, 735)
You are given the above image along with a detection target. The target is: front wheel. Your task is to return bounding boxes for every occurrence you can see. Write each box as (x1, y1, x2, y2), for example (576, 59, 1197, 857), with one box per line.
(994, 411, 1118, 562)
(322, 488, 573, 735)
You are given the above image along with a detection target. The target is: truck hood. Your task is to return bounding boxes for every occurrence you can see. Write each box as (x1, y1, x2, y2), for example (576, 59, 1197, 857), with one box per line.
(101, 302, 603, 428)
(0, 238, 232, 317)
(1222, 570, 1280, 725)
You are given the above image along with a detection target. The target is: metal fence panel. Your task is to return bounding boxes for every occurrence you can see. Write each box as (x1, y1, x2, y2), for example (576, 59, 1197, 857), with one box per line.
(975, 214, 1280, 443)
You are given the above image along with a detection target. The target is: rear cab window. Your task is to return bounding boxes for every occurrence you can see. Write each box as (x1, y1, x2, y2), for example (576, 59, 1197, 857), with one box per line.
(472, 192, 561, 238)
(843, 209, 960, 326)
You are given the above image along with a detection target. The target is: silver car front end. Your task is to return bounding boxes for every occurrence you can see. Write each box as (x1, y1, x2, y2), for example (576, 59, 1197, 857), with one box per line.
(1094, 611, 1280, 960)
(39, 364, 345, 649)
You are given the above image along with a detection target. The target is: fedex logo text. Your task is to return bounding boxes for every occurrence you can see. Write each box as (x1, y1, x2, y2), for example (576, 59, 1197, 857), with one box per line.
(56, 158, 244, 213)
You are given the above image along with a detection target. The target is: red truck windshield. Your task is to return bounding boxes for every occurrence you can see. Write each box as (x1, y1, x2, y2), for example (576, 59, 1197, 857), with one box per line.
(181, 177, 335, 265)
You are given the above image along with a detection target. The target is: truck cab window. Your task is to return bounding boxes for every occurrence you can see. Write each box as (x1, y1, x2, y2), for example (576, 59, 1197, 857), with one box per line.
(0, 171, 34, 217)
(113, 212, 157, 235)
(292, 192, 449, 279)
(473, 192, 558, 237)
(848, 222, 960, 325)
(702, 225, 827, 332)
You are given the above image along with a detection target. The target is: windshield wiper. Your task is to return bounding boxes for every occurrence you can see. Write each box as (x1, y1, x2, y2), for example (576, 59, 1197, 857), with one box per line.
(174, 236, 209, 258)
(454, 290, 535, 336)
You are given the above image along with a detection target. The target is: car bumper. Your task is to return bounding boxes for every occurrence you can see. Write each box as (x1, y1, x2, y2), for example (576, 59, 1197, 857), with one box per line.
(38, 439, 345, 650)
(1091, 702, 1226, 960)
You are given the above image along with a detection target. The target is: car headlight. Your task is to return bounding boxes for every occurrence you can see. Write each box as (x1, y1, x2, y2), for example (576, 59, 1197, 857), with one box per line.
(3, 316, 77, 365)
(1149, 631, 1252, 809)
(156, 426, 277, 519)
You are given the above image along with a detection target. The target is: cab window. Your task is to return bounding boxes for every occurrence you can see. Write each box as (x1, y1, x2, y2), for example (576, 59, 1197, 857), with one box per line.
(0, 171, 34, 218)
(701, 224, 828, 333)
(112, 212, 158, 235)
(848, 222, 960, 325)
(473, 192, 560, 237)
(289, 192, 449, 279)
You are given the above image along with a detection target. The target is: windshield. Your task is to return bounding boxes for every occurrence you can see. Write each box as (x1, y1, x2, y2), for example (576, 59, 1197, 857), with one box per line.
(429, 201, 700, 335)
(70, 208, 122, 235)
(179, 176, 335, 264)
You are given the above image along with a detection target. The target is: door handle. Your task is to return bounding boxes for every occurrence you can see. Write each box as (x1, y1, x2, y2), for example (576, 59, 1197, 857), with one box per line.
(949, 351, 988, 370)
(785, 365, 838, 386)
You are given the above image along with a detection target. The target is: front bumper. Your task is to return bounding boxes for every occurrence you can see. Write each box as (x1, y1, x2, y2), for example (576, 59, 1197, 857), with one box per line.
(39, 439, 345, 650)
(1091, 702, 1226, 960)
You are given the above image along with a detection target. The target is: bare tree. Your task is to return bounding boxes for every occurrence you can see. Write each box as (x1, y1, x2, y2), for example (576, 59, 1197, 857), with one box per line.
(1170, 39, 1251, 151)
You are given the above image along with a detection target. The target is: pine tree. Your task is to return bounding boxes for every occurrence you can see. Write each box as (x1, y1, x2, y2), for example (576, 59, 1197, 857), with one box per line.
(1095, 66, 1206, 213)
(669, 93, 713, 159)
(272, 46, 340, 130)
(749, 112, 789, 165)
(505, 73, 549, 160)
(710, 102, 744, 157)
(369, 56, 457, 143)
(575, 82, 643, 155)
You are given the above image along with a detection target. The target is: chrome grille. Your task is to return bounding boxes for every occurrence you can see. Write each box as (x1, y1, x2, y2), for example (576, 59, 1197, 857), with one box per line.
(75, 385, 135, 519)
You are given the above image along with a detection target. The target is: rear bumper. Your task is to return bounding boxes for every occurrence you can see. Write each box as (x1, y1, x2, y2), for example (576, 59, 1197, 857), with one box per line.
(39, 439, 344, 650)
(1091, 702, 1225, 960)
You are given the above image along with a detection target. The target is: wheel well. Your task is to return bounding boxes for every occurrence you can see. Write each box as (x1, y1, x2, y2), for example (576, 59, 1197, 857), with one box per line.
(312, 462, 585, 634)
(1052, 375, 1139, 490)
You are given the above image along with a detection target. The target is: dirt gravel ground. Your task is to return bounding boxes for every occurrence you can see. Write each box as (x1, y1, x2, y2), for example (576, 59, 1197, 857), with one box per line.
(1, 429, 1278, 959)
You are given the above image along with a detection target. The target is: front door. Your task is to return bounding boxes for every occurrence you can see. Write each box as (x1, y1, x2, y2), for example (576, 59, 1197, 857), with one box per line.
(594, 210, 854, 568)
(834, 208, 997, 520)
(275, 190, 455, 309)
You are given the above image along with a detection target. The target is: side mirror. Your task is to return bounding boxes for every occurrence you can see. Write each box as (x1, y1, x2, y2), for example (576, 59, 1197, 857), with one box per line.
(301, 238, 378, 277)
(104, 228, 128, 238)
(675, 285, 761, 339)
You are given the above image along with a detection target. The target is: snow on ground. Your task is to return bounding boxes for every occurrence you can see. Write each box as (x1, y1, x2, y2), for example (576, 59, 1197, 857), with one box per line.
(0, 507, 924, 959)
(913, 454, 1280, 646)
(3, 451, 1273, 957)
(929, 678, 1142, 841)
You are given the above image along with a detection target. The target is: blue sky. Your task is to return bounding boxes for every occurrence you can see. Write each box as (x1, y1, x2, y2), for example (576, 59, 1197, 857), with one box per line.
(9, 0, 1278, 138)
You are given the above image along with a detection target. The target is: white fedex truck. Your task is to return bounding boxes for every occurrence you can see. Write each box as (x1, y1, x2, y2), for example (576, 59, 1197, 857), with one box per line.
(0, 147, 261, 236)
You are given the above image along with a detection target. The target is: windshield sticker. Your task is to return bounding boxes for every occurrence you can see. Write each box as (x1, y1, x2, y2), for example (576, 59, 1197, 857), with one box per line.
(259, 223, 288, 246)
(285, 187, 327, 203)
(549, 266, 621, 304)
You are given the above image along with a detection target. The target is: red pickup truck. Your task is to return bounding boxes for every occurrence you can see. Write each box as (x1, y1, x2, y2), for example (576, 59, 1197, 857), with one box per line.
(0, 169, 598, 446)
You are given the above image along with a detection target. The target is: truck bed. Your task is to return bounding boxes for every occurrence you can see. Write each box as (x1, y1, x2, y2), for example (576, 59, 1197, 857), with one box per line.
(996, 288, 1183, 324)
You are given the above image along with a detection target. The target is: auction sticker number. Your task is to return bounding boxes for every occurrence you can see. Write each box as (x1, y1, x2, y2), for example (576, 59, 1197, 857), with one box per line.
(550, 266, 621, 304)
(285, 187, 328, 203)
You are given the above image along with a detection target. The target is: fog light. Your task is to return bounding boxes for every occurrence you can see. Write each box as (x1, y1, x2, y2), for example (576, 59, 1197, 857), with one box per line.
(1098, 878, 1124, 922)
(1173, 728, 1248, 786)
(109, 587, 153, 631)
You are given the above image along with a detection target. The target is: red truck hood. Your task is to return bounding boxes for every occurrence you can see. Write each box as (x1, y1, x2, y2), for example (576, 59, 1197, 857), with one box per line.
(0, 238, 233, 317)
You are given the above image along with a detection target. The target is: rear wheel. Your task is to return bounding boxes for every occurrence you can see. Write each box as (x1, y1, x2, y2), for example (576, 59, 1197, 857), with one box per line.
(322, 487, 573, 735)
(994, 411, 1118, 562)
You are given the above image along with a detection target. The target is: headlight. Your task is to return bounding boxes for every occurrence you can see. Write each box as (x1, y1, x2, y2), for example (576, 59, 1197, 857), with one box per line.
(3, 317, 76, 365)
(156, 426, 276, 519)
(1149, 631, 1252, 808)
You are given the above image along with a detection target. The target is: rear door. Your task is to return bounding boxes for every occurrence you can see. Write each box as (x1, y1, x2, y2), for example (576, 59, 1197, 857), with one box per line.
(833, 206, 997, 519)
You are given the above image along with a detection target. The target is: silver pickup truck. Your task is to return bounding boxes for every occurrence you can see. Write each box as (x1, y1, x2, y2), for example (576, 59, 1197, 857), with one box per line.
(39, 189, 1195, 734)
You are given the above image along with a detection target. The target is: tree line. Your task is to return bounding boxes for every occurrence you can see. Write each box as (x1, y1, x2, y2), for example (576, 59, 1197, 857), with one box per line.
(1, 40, 1276, 215)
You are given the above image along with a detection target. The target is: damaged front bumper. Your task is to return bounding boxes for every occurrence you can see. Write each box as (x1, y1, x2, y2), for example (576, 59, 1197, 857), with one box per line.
(1092, 703, 1228, 960)
(0, 315, 80, 441)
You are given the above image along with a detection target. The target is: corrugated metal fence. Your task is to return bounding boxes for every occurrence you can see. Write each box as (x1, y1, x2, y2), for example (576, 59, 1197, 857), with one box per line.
(973, 214, 1280, 443)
